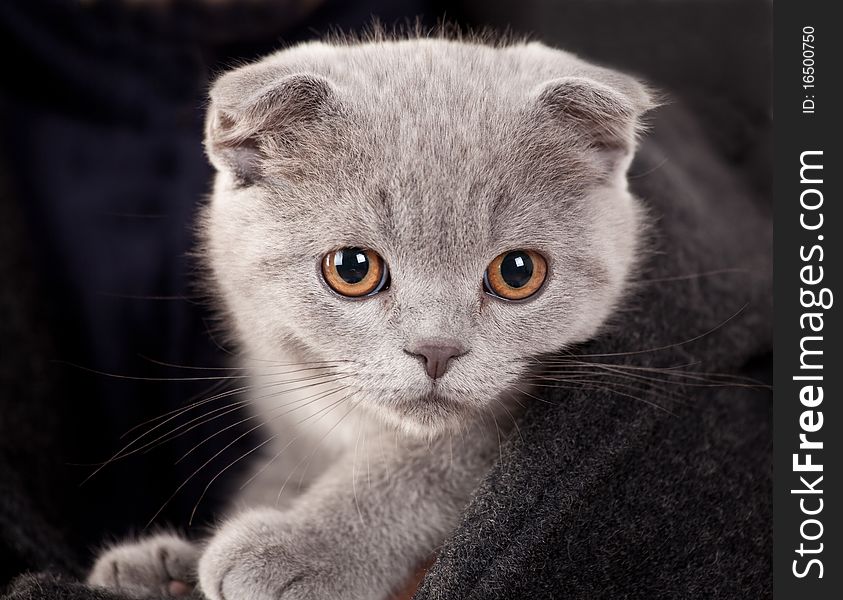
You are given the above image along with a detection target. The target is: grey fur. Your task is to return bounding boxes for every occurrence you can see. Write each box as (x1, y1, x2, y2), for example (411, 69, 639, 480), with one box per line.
(89, 37, 653, 599)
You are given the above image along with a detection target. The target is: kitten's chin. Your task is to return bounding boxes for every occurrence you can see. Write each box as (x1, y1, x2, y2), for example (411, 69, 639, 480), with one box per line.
(372, 390, 480, 438)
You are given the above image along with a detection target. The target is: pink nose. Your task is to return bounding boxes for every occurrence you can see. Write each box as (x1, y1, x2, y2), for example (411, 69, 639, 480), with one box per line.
(405, 341, 466, 380)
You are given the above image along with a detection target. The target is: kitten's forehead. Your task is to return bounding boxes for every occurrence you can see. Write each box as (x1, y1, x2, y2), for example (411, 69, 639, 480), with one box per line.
(307, 79, 567, 259)
(270, 123, 575, 277)
(312, 132, 559, 269)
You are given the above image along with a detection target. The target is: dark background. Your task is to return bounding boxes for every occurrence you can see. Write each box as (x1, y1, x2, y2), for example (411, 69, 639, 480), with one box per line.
(0, 0, 771, 591)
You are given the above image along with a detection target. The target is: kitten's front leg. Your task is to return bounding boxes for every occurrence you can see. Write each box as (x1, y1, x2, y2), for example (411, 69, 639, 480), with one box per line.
(198, 431, 497, 600)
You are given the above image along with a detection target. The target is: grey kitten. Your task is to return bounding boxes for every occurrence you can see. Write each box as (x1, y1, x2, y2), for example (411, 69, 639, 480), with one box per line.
(89, 37, 652, 600)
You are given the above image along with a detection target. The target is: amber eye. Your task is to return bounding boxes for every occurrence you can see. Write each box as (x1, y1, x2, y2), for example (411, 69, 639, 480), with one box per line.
(484, 250, 547, 301)
(321, 247, 389, 298)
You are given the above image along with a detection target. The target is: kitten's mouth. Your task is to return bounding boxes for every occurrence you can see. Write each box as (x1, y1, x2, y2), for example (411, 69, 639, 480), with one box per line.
(392, 388, 465, 410)
(375, 387, 480, 435)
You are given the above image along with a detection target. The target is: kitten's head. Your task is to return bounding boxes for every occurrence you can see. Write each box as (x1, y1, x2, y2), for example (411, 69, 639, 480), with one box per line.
(201, 39, 653, 436)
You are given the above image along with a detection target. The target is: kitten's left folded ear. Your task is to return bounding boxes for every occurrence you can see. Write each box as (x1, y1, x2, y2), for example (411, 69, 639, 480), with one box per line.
(533, 74, 656, 167)
(204, 64, 340, 184)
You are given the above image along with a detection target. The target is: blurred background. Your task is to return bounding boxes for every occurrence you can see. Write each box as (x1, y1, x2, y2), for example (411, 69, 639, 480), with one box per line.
(0, 0, 770, 585)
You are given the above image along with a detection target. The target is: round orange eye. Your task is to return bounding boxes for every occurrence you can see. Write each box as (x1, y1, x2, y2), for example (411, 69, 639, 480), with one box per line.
(484, 250, 547, 301)
(321, 247, 389, 298)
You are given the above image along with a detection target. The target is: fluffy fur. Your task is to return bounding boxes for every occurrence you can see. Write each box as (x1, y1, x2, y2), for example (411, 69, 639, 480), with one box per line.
(88, 37, 653, 600)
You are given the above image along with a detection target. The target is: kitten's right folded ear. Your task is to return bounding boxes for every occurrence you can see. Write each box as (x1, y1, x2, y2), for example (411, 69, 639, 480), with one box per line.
(205, 69, 339, 184)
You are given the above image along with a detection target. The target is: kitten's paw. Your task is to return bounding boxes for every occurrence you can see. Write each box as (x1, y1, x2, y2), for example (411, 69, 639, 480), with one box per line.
(198, 508, 334, 600)
(88, 533, 200, 598)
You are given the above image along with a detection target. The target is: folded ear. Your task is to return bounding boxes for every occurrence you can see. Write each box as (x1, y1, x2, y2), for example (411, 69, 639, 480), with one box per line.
(533, 75, 655, 167)
(205, 70, 338, 184)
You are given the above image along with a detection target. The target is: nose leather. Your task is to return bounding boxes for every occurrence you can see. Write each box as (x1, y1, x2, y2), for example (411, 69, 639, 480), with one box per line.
(405, 341, 466, 379)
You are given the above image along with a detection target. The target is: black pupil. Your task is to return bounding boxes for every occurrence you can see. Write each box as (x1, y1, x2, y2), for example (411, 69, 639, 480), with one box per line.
(334, 248, 369, 284)
(500, 251, 534, 288)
